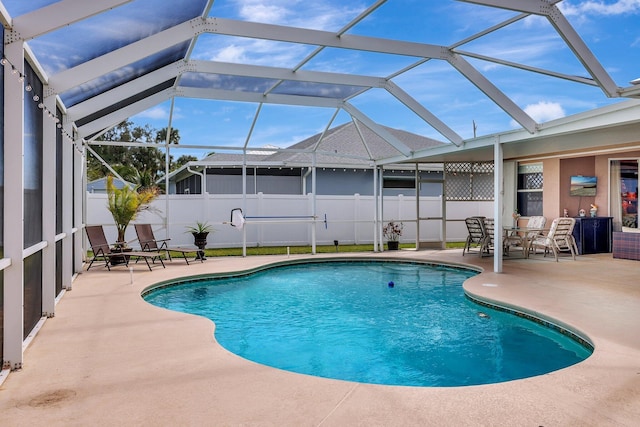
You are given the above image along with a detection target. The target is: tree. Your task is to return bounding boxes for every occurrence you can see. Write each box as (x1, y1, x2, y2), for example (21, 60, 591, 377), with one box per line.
(173, 155, 198, 170)
(155, 127, 180, 145)
(87, 121, 182, 185)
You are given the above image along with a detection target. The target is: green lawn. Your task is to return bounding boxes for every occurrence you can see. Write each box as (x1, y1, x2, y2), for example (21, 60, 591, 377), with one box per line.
(201, 242, 464, 257)
(89, 242, 464, 259)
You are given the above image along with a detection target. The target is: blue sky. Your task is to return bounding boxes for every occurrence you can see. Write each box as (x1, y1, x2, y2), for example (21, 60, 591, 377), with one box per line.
(128, 0, 640, 160)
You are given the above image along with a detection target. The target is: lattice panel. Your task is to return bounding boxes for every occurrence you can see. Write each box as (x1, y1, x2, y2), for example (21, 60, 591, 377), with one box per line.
(472, 174, 494, 200)
(445, 173, 472, 200)
(445, 162, 473, 174)
(473, 162, 494, 175)
(445, 162, 494, 201)
(523, 173, 543, 190)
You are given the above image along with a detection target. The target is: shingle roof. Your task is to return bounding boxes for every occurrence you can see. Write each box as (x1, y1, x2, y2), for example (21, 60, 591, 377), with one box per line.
(200, 121, 444, 167)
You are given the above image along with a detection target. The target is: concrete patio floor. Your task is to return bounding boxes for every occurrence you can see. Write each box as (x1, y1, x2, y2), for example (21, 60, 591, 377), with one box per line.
(1, 249, 639, 426)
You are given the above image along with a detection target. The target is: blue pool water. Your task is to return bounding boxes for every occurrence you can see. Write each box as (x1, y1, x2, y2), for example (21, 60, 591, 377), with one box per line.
(143, 260, 592, 387)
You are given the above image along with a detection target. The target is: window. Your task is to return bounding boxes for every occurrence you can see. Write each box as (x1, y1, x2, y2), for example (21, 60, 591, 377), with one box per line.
(517, 163, 543, 216)
(384, 176, 415, 189)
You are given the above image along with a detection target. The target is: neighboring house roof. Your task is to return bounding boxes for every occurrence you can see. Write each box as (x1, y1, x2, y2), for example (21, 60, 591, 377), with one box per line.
(265, 121, 444, 165)
(196, 121, 445, 169)
(86, 177, 130, 193)
(167, 121, 444, 183)
(198, 153, 268, 164)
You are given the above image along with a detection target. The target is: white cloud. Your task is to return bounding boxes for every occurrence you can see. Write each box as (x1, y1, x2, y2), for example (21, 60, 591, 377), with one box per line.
(525, 101, 566, 122)
(560, 0, 640, 16)
(213, 44, 248, 63)
(208, 38, 311, 68)
(199, 1, 370, 71)
(135, 106, 167, 120)
(135, 106, 182, 121)
(521, 14, 548, 29)
(509, 101, 566, 128)
(233, 0, 364, 30)
(239, 2, 291, 23)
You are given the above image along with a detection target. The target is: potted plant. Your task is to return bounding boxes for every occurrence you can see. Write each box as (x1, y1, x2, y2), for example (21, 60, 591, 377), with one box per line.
(383, 220, 403, 250)
(106, 175, 158, 246)
(186, 221, 214, 260)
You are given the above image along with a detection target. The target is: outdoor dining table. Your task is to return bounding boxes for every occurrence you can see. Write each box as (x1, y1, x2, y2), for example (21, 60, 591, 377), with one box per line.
(502, 226, 546, 258)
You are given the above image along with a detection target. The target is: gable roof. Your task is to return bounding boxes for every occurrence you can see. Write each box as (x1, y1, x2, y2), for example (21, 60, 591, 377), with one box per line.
(198, 121, 445, 168)
(86, 177, 130, 193)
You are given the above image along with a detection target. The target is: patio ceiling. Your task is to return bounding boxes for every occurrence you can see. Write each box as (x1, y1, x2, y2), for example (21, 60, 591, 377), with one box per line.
(2, 0, 638, 164)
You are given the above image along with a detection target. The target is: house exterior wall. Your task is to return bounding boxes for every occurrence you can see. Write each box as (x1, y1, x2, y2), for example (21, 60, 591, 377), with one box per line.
(181, 168, 445, 196)
(311, 169, 373, 195)
(542, 149, 640, 220)
(595, 155, 610, 216)
(310, 169, 443, 196)
(542, 158, 561, 219)
(559, 156, 596, 217)
(206, 174, 252, 194)
(256, 175, 301, 194)
(204, 170, 302, 195)
(503, 161, 517, 225)
(524, 148, 640, 222)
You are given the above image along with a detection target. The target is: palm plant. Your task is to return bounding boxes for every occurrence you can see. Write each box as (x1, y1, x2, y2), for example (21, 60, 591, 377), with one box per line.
(134, 168, 161, 193)
(185, 221, 214, 261)
(185, 221, 214, 234)
(106, 175, 158, 244)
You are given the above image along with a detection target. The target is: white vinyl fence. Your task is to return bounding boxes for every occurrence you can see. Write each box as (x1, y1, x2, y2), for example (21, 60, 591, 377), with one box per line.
(86, 192, 494, 249)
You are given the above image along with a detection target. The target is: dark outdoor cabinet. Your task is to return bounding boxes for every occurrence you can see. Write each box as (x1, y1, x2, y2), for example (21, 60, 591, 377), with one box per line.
(572, 217, 613, 255)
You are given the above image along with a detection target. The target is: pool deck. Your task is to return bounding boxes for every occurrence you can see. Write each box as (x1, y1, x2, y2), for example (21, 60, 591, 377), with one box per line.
(1, 249, 639, 426)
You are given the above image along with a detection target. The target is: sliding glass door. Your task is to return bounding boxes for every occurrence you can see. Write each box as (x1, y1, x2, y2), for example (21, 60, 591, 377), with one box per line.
(610, 160, 638, 231)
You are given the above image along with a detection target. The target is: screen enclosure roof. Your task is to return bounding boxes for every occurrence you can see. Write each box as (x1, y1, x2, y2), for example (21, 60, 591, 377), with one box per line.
(2, 0, 639, 165)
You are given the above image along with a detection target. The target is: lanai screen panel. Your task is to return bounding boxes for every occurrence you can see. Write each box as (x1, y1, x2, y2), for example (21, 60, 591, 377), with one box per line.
(16, 0, 208, 106)
(23, 0, 208, 73)
(59, 44, 191, 107)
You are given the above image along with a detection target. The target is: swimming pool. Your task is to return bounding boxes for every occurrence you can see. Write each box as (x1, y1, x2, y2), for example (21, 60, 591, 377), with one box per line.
(143, 259, 592, 387)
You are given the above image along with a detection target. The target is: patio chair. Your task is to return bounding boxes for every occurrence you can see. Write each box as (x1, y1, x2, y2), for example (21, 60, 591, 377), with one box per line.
(530, 217, 578, 261)
(85, 225, 165, 271)
(480, 217, 495, 257)
(463, 217, 486, 256)
(503, 215, 547, 256)
(134, 223, 202, 264)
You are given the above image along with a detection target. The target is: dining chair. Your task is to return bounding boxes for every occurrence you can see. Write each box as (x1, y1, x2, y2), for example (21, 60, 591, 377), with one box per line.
(503, 216, 546, 256)
(463, 217, 486, 256)
(530, 217, 578, 261)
